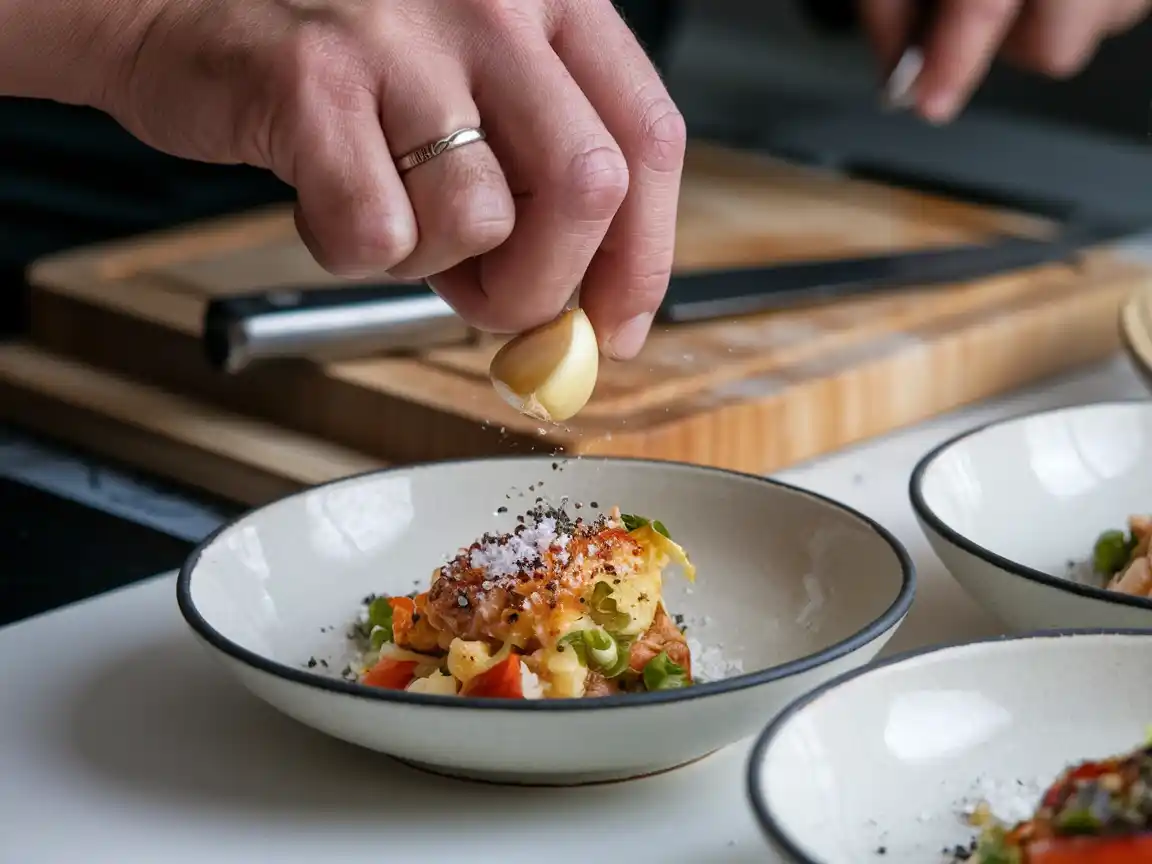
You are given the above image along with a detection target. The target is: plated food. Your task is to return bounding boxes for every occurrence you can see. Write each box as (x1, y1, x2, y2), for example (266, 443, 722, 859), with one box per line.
(910, 402, 1152, 631)
(1088, 517, 1152, 599)
(959, 736, 1152, 863)
(349, 502, 696, 699)
(747, 631, 1152, 863)
(180, 455, 913, 784)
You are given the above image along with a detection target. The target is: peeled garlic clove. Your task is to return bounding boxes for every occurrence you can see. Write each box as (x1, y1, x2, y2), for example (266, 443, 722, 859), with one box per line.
(489, 308, 599, 422)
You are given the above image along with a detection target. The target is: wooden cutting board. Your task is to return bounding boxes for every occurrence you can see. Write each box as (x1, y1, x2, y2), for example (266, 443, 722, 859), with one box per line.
(0, 342, 385, 505)
(23, 142, 1143, 480)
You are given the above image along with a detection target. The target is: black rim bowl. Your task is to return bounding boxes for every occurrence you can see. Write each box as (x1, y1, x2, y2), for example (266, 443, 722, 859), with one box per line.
(746, 627, 1152, 863)
(909, 400, 1152, 614)
(178, 456, 916, 712)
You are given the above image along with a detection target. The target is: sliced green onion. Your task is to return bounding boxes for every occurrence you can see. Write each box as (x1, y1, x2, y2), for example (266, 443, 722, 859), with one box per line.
(583, 628, 617, 669)
(367, 597, 394, 644)
(589, 582, 631, 633)
(1093, 529, 1135, 576)
(642, 650, 689, 691)
(599, 636, 634, 679)
(558, 629, 633, 679)
(558, 630, 589, 666)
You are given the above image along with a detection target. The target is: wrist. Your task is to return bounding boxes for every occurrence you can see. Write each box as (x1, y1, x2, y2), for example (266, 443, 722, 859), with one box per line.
(0, 0, 165, 111)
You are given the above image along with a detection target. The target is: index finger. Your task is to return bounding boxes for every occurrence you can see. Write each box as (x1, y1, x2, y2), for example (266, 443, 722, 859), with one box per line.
(553, 0, 687, 360)
(857, 0, 920, 74)
(915, 0, 1022, 123)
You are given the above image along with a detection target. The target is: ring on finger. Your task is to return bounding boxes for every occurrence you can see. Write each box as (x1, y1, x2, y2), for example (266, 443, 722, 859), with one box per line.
(394, 127, 487, 174)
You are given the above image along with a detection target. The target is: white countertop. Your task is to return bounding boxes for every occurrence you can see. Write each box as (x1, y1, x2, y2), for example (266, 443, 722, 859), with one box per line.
(2, 355, 1146, 864)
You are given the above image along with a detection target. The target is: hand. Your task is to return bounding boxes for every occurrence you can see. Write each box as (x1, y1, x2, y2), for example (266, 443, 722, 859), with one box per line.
(100, 0, 686, 359)
(858, 0, 1152, 123)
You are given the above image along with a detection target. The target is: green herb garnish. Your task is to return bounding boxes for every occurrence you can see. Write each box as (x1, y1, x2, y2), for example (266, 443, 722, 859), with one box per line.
(642, 650, 689, 691)
(973, 826, 1021, 864)
(367, 596, 394, 647)
(620, 514, 671, 539)
(589, 582, 632, 633)
(559, 629, 633, 678)
(1056, 808, 1101, 835)
(1093, 529, 1135, 576)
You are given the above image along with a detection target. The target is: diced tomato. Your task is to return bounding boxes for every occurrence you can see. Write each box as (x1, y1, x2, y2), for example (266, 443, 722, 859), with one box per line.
(361, 658, 418, 690)
(388, 597, 416, 645)
(461, 654, 523, 699)
(1030, 834, 1152, 863)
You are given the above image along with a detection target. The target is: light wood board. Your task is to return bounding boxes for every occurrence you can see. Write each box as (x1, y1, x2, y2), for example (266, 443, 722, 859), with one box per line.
(0, 343, 385, 505)
(23, 141, 1144, 481)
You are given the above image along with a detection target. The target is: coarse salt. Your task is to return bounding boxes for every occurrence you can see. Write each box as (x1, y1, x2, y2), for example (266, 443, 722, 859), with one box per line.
(957, 775, 1045, 826)
(465, 514, 570, 580)
(686, 635, 744, 682)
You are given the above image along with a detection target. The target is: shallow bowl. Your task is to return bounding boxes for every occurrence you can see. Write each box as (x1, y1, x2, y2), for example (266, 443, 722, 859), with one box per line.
(910, 401, 1152, 630)
(178, 456, 913, 785)
(747, 630, 1152, 863)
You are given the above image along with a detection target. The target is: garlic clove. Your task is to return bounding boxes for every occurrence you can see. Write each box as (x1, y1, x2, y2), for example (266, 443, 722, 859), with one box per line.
(489, 308, 599, 422)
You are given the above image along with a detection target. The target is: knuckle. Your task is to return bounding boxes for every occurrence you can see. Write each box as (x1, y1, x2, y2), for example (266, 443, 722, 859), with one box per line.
(634, 99, 688, 172)
(562, 145, 630, 219)
(453, 208, 515, 255)
(283, 25, 371, 106)
(444, 160, 516, 252)
(332, 212, 418, 271)
(468, 0, 543, 35)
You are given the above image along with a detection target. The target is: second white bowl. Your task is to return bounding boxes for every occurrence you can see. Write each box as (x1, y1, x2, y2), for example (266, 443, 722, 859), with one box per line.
(910, 401, 1152, 630)
(747, 630, 1152, 863)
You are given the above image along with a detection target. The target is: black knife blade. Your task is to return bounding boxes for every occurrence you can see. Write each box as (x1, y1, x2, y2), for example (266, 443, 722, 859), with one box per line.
(202, 218, 1139, 372)
(655, 219, 1136, 323)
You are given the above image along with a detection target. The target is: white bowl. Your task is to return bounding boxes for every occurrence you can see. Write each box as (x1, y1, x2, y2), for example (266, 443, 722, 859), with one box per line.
(747, 630, 1152, 863)
(910, 401, 1152, 630)
(178, 456, 914, 786)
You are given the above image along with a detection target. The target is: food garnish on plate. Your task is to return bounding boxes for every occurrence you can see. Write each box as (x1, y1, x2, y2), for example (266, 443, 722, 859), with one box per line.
(349, 502, 696, 699)
(957, 736, 1152, 863)
(1090, 516, 1152, 598)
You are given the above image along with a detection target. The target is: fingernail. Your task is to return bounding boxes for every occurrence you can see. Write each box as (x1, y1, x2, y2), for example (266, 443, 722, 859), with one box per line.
(331, 267, 374, 280)
(605, 312, 654, 360)
(882, 47, 923, 112)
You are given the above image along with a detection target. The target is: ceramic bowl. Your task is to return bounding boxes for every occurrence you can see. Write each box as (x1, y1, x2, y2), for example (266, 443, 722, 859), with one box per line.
(910, 401, 1152, 631)
(178, 456, 914, 786)
(747, 630, 1152, 863)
